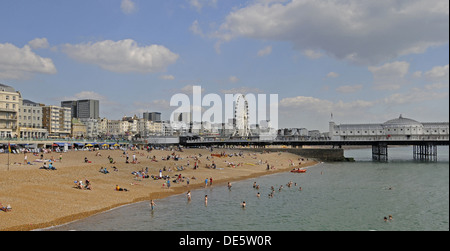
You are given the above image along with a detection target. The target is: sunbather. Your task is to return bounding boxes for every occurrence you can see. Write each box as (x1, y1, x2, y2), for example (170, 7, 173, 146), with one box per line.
(0, 203, 12, 212)
(115, 185, 128, 192)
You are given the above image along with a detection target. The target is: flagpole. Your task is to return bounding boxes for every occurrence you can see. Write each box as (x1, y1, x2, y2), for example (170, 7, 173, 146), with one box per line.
(7, 140, 10, 171)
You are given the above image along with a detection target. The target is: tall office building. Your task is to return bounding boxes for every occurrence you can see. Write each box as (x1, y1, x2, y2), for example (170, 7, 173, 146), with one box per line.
(62, 99, 99, 119)
(143, 112, 161, 122)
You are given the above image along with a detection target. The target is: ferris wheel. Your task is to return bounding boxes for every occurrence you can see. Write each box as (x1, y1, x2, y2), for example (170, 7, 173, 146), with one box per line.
(232, 94, 251, 138)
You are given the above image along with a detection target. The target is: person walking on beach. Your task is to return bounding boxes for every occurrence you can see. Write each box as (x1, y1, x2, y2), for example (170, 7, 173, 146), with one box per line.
(205, 178, 208, 188)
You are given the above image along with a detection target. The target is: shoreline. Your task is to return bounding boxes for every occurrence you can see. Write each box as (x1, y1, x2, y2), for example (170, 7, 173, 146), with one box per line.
(0, 148, 318, 231)
(40, 161, 319, 231)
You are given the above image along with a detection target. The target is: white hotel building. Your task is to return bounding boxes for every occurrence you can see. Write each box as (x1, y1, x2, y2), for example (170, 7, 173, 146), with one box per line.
(329, 115, 449, 141)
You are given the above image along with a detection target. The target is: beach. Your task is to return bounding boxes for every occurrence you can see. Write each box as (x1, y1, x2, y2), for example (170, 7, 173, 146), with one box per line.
(0, 147, 316, 231)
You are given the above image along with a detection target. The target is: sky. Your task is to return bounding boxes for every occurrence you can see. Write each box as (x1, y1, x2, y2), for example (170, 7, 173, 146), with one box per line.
(0, 0, 448, 132)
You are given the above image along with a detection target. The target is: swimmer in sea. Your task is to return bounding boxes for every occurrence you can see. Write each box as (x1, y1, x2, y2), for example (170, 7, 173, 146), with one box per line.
(241, 201, 246, 208)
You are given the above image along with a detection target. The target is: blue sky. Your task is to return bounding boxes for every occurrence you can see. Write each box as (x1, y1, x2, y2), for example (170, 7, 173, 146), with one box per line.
(0, 0, 448, 131)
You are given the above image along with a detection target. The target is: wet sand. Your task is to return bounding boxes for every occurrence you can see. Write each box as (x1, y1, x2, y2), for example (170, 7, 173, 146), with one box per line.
(0, 148, 316, 231)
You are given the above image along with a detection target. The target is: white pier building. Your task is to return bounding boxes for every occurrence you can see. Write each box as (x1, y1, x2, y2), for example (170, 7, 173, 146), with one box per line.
(329, 115, 449, 141)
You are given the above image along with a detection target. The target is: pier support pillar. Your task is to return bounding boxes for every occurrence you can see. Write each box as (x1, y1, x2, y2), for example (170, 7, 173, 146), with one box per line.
(413, 144, 437, 161)
(372, 143, 388, 161)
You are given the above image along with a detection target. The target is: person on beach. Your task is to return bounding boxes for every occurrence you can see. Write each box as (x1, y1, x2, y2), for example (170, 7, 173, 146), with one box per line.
(116, 185, 128, 192)
(0, 203, 12, 212)
(227, 182, 232, 190)
(150, 200, 156, 210)
(205, 178, 208, 188)
(187, 191, 191, 201)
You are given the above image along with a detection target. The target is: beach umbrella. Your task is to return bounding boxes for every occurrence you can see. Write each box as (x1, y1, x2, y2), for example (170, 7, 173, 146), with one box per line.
(85, 144, 93, 147)
(113, 143, 120, 147)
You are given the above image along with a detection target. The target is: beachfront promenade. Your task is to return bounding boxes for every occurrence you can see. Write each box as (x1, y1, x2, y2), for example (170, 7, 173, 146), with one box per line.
(1, 136, 449, 161)
(0, 138, 130, 150)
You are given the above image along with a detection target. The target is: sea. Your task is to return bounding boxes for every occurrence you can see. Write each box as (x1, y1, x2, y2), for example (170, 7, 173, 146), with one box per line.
(49, 146, 449, 231)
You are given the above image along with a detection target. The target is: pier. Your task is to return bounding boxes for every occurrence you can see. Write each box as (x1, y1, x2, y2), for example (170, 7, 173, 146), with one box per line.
(182, 138, 449, 161)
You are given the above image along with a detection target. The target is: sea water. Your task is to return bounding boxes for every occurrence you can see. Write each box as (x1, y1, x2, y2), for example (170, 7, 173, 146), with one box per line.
(50, 146, 449, 231)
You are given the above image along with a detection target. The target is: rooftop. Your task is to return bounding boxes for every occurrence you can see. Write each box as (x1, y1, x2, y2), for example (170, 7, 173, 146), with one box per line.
(383, 115, 423, 127)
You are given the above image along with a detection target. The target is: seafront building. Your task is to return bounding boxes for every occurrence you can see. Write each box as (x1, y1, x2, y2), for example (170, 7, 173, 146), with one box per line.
(0, 83, 21, 138)
(42, 105, 72, 138)
(18, 99, 48, 139)
(329, 115, 449, 141)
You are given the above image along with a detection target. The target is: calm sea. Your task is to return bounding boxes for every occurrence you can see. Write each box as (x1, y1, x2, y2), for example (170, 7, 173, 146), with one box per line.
(49, 146, 449, 231)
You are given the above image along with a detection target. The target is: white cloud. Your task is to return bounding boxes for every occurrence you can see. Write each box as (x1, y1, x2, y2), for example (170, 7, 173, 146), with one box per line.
(220, 87, 264, 94)
(62, 39, 179, 74)
(212, 0, 449, 65)
(279, 95, 375, 129)
(28, 38, 50, 49)
(425, 64, 449, 82)
(188, 0, 218, 12)
(336, 84, 363, 94)
(0, 42, 57, 80)
(382, 87, 448, 105)
(121, 0, 136, 14)
(326, 72, 339, 78)
(257, 46, 272, 57)
(190, 20, 204, 37)
(160, 75, 175, 80)
(303, 50, 323, 60)
(368, 61, 410, 90)
(229, 76, 239, 83)
(176, 85, 206, 95)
